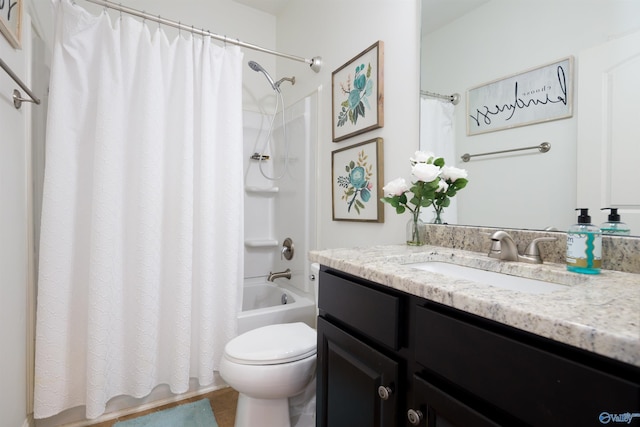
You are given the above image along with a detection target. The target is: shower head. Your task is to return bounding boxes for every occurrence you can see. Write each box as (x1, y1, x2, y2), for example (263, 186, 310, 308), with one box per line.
(248, 60, 279, 92)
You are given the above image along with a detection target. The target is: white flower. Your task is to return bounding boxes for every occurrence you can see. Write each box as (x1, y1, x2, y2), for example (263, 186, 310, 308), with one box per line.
(441, 165, 468, 182)
(412, 162, 441, 183)
(436, 180, 449, 193)
(383, 177, 409, 196)
(410, 150, 435, 164)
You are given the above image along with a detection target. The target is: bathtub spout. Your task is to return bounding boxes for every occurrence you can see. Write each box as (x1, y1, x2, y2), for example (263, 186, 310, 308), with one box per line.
(268, 268, 292, 282)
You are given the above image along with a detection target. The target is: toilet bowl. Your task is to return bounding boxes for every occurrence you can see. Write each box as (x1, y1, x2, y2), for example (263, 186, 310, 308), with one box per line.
(219, 322, 317, 427)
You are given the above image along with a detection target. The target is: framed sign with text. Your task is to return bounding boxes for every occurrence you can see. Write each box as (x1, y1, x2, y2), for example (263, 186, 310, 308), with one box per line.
(0, 0, 22, 49)
(466, 57, 573, 135)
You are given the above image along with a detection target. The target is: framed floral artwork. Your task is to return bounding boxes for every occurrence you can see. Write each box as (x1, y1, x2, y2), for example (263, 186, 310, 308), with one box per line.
(332, 41, 384, 142)
(0, 0, 22, 49)
(332, 138, 384, 222)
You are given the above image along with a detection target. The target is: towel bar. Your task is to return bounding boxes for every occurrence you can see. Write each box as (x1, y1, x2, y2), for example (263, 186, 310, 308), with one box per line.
(461, 142, 550, 162)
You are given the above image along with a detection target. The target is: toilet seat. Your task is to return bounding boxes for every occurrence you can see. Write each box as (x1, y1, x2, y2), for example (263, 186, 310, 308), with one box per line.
(225, 322, 317, 365)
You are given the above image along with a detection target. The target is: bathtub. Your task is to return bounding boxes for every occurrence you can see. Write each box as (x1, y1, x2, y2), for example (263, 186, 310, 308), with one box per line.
(238, 280, 316, 334)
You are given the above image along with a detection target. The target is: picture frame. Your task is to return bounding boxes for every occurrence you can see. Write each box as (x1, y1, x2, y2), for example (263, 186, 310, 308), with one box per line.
(332, 41, 384, 142)
(0, 0, 22, 49)
(332, 138, 384, 222)
(466, 56, 573, 135)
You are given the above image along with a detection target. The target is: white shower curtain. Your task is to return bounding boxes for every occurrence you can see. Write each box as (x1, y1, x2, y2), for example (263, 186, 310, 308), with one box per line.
(34, 0, 244, 419)
(419, 96, 458, 224)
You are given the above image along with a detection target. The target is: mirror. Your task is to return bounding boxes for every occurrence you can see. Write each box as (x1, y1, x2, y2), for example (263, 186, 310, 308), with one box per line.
(420, 0, 640, 235)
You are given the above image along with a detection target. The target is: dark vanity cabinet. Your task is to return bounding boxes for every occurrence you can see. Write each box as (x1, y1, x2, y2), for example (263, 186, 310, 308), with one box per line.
(316, 266, 640, 427)
(316, 267, 405, 427)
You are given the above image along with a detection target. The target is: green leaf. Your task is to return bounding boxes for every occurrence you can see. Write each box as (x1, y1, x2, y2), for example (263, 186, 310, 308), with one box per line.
(396, 206, 406, 214)
(434, 157, 445, 167)
(355, 101, 365, 119)
(454, 178, 468, 189)
(426, 180, 440, 190)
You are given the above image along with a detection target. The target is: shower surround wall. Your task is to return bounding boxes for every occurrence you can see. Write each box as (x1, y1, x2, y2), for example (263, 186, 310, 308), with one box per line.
(243, 92, 317, 300)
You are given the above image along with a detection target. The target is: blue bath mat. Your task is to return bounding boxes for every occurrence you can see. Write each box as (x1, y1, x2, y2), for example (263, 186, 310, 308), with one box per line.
(114, 398, 218, 427)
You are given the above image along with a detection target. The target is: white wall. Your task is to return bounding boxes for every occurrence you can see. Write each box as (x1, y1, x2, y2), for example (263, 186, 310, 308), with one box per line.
(422, 0, 640, 231)
(277, 0, 421, 249)
(0, 10, 33, 427)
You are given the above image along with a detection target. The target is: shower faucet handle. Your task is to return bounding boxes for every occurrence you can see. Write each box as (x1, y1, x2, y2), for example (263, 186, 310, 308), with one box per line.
(281, 237, 294, 260)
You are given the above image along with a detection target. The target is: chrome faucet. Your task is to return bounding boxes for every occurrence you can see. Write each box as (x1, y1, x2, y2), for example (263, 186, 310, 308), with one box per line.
(488, 231, 556, 264)
(268, 268, 292, 282)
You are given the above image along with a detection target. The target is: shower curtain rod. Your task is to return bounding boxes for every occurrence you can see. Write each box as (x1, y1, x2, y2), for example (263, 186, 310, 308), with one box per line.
(81, 0, 322, 72)
(421, 89, 460, 105)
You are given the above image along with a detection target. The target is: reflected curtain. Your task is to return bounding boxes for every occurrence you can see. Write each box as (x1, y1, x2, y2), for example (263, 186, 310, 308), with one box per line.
(34, 0, 243, 419)
(419, 96, 458, 224)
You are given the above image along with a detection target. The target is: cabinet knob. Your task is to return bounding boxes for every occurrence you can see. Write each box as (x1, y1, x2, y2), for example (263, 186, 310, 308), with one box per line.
(377, 385, 393, 400)
(407, 409, 424, 425)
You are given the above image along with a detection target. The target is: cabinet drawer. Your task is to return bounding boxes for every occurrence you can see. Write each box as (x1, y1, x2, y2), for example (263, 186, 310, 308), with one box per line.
(415, 305, 640, 427)
(319, 270, 400, 349)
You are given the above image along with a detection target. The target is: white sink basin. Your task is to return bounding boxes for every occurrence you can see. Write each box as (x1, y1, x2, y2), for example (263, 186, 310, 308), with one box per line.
(410, 262, 567, 294)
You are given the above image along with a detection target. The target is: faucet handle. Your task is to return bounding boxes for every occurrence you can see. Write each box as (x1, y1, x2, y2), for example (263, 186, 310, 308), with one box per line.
(523, 237, 557, 262)
(524, 237, 557, 255)
(281, 237, 294, 260)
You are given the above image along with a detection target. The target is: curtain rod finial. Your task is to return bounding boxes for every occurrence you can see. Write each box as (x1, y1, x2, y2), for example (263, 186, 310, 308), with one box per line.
(310, 56, 322, 73)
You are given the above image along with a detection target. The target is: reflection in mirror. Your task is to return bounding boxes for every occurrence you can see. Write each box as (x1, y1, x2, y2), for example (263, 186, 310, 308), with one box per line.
(420, 0, 640, 235)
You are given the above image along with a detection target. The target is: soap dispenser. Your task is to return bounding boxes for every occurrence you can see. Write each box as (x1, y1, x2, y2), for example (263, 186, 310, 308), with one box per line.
(566, 208, 601, 275)
(600, 208, 631, 235)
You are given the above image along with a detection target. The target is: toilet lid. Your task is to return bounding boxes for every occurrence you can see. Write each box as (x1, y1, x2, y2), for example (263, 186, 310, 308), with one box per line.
(225, 322, 317, 365)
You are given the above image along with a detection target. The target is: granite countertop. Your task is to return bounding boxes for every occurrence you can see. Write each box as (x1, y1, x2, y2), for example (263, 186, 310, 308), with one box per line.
(309, 244, 640, 368)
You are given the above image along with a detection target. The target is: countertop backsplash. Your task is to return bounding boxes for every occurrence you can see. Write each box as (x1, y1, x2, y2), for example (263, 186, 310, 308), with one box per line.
(422, 224, 640, 274)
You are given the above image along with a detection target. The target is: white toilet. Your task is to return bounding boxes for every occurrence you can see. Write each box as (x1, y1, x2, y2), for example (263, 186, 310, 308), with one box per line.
(219, 322, 317, 427)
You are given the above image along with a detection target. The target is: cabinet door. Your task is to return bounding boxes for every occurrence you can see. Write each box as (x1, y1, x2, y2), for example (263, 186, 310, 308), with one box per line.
(317, 317, 399, 427)
(409, 375, 502, 427)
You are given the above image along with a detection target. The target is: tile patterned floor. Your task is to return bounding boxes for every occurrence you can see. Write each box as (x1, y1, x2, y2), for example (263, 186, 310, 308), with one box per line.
(90, 387, 238, 427)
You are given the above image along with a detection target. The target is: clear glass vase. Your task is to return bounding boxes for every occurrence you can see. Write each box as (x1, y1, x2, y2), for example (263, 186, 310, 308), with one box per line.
(432, 210, 443, 224)
(406, 217, 425, 246)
